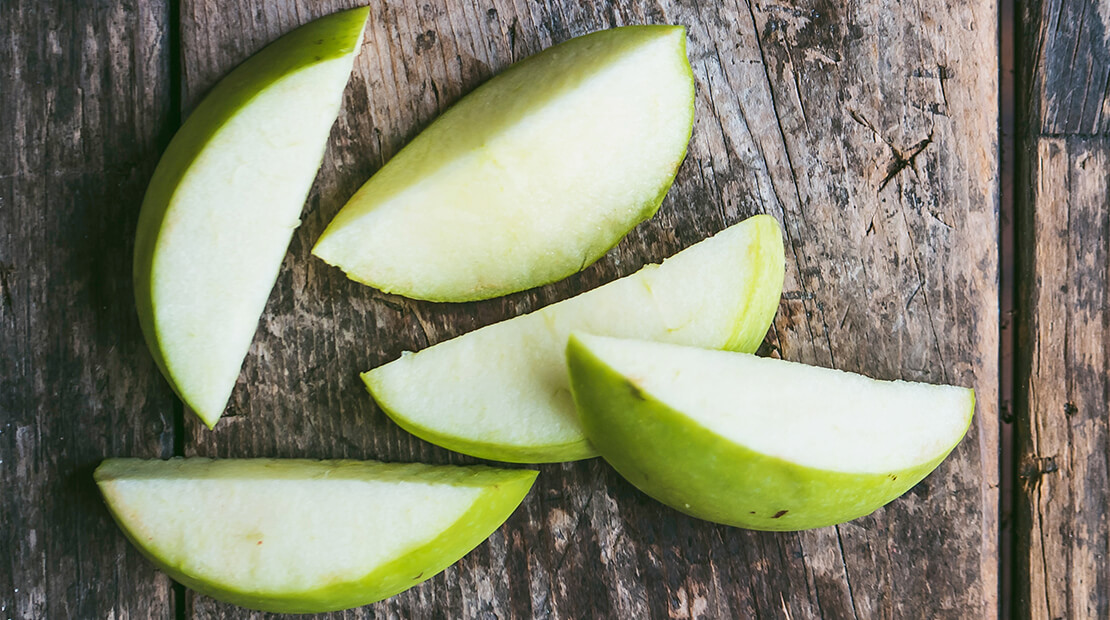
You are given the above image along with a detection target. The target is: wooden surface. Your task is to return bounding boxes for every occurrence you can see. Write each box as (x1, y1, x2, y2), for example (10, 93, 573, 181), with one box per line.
(1015, 0, 1110, 618)
(0, 1, 177, 618)
(3, 0, 1002, 618)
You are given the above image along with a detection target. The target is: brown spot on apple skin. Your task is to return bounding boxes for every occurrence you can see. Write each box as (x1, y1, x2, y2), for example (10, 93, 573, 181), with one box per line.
(772, 510, 788, 519)
(627, 381, 646, 401)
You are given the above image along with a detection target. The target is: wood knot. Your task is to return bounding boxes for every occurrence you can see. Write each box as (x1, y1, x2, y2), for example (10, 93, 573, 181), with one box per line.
(415, 30, 437, 53)
(1020, 456, 1059, 480)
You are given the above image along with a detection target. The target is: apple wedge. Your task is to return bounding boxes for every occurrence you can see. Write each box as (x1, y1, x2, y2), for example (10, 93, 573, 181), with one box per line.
(312, 25, 696, 302)
(363, 215, 785, 463)
(134, 8, 368, 428)
(95, 458, 537, 613)
(566, 334, 974, 531)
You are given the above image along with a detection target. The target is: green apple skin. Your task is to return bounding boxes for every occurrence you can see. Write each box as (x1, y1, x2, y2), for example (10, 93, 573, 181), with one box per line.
(362, 215, 785, 464)
(134, 8, 368, 428)
(313, 25, 696, 302)
(95, 459, 537, 613)
(566, 337, 974, 531)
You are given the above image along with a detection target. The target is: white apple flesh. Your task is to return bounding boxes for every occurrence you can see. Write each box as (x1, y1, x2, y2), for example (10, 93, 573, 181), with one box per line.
(567, 334, 975, 530)
(134, 8, 368, 428)
(312, 25, 696, 302)
(95, 458, 537, 613)
(363, 215, 785, 463)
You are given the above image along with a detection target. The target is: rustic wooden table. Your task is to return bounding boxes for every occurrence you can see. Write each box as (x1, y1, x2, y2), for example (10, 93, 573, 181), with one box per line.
(0, 0, 1101, 618)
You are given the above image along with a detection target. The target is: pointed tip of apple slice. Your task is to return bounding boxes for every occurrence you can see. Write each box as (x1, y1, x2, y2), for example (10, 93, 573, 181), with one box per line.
(197, 409, 221, 430)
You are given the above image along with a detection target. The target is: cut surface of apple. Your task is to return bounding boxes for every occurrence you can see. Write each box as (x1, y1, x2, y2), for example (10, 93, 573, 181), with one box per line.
(95, 458, 537, 613)
(134, 8, 368, 428)
(363, 215, 785, 463)
(312, 25, 696, 302)
(567, 334, 974, 531)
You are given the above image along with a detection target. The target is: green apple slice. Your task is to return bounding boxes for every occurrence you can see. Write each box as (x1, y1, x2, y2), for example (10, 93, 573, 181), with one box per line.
(566, 334, 975, 531)
(134, 8, 369, 428)
(312, 25, 696, 302)
(363, 214, 785, 463)
(95, 458, 537, 613)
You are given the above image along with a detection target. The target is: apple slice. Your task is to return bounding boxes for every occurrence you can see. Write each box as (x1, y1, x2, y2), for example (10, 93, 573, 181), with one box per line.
(312, 25, 696, 302)
(95, 458, 537, 613)
(363, 215, 785, 463)
(566, 334, 974, 531)
(134, 8, 369, 428)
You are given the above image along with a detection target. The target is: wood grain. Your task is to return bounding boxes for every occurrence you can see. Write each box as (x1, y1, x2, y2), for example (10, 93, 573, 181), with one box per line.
(1015, 1, 1110, 617)
(0, 0, 177, 618)
(175, 0, 999, 618)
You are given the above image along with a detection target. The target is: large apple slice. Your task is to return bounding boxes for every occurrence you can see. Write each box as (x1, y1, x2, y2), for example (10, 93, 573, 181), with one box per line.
(363, 215, 785, 463)
(312, 25, 695, 302)
(567, 334, 974, 531)
(134, 8, 369, 428)
(95, 458, 537, 613)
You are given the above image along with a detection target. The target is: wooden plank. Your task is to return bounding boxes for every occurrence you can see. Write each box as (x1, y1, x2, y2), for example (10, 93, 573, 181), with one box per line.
(179, 0, 998, 617)
(1016, 138, 1109, 620)
(0, 1, 177, 618)
(1015, 2, 1110, 617)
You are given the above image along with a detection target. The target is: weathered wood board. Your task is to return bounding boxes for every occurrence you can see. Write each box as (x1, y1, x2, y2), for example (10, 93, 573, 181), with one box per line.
(178, 1, 999, 618)
(1, 0, 1000, 617)
(1015, 1, 1110, 618)
(0, 1, 176, 618)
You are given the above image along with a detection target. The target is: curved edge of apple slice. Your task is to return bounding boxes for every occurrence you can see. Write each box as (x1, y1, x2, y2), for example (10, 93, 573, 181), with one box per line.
(133, 7, 370, 428)
(364, 374, 598, 463)
(565, 335, 974, 531)
(329, 467, 538, 609)
(95, 460, 538, 613)
(723, 214, 786, 352)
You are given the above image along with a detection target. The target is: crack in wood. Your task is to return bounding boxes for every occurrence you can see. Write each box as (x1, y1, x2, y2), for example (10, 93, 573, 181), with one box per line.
(879, 132, 935, 191)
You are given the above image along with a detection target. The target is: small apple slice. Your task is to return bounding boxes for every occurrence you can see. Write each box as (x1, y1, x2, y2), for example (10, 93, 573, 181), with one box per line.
(95, 458, 537, 613)
(312, 25, 696, 302)
(363, 214, 785, 463)
(567, 334, 974, 531)
(134, 8, 369, 428)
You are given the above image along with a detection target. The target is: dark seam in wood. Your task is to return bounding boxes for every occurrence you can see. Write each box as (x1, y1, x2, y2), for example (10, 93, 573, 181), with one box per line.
(1098, 67, 1110, 130)
(0, 262, 13, 315)
(1031, 330, 1051, 617)
(835, 525, 862, 620)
